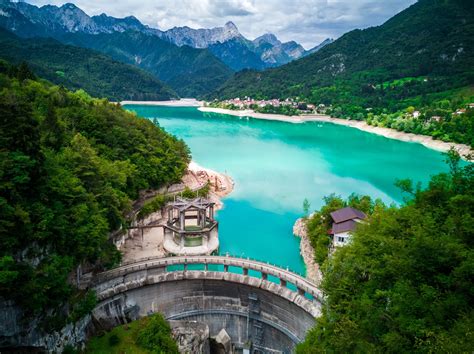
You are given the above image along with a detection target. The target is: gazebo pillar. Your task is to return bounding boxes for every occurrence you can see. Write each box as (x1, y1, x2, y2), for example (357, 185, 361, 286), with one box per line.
(180, 210, 185, 230)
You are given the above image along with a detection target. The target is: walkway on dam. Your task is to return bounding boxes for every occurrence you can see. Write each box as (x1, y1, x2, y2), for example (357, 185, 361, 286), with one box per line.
(92, 255, 323, 316)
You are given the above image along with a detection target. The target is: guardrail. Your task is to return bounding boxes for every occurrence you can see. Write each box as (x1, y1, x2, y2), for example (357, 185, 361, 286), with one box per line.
(93, 255, 323, 302)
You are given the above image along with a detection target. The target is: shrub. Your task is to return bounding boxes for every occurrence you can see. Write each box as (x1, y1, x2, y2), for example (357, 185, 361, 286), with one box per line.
(135, 314, 179, 354)
(108, 334, 120, 347)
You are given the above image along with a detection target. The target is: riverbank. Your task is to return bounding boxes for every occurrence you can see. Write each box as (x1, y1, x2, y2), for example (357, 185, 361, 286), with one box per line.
(199, 107, 473, 160)
(293, 218, 322, 285)
(121, 98, 203, 106)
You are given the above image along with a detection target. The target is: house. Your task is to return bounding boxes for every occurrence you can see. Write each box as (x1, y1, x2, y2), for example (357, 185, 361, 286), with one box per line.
(413, 111, 421, 118)
(455, 109, 466, 115)
(329, 207, 366, 247)
(430, 115, 442, 122)
(468, 103, 474, 109)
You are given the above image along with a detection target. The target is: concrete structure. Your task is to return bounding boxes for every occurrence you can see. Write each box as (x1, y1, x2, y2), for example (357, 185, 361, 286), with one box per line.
(163, 197, 219, 255)
(330, 207, 366, 247)
(91, 255, 322, 353)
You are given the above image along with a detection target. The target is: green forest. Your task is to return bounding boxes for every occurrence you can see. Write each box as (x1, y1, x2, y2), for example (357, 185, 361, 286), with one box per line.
(0, 61, 190, 328)
(212, 0, 474, 146)
(298, 151, 474, 352)
(0, 28, 177, 101)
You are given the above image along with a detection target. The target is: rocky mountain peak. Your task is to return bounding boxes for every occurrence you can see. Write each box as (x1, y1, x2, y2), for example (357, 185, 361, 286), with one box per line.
(224, 21, 238, 31)
(254, 33, 280, 46)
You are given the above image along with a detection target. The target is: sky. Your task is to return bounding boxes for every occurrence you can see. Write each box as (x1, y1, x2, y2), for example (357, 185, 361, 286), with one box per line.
(25, 0, 417, 49)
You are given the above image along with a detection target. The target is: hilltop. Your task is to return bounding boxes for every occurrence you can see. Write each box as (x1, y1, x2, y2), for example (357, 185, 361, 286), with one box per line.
(0, 28, 177, 101)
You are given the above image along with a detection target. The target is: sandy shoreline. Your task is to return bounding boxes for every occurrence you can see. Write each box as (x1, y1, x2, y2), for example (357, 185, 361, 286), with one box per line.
(186, 161, 234, 210)
(121, 99, 203, 107)
(199, 107, 473, 160)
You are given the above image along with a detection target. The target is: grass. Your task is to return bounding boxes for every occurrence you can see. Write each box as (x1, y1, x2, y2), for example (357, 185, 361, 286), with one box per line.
(377, 76, 426, 89)
(85, 318, 150, 354)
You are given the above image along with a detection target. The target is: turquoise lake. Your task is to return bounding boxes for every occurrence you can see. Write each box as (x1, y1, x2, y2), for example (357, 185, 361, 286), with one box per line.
(125, 105, 450, 275)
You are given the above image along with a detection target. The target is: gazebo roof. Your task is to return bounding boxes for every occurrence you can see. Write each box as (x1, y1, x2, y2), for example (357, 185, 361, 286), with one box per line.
(169, 197, 214, 212)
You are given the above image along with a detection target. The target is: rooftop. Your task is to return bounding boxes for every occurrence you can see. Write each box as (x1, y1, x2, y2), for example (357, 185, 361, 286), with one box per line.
(332, 219, 358, 234)
(330, 207, 366, 223)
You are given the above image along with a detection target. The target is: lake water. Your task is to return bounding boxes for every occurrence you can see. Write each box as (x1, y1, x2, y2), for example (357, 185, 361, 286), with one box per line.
(125, 105, 450, 275)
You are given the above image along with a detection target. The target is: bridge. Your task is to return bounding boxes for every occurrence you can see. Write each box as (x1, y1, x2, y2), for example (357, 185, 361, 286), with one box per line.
(91, 255, 323, 352)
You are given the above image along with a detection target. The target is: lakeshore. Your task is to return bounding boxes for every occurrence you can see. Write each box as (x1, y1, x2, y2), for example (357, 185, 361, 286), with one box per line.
(121, 98, 203, 107)
(199, 106, 474, 160)
(126, 104, 456, 276)
(293, 218, 321, 285)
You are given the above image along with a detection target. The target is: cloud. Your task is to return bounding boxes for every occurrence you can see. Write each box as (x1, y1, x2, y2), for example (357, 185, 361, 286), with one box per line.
(25, 0, 416, 48)
(208, 0, 256, 16)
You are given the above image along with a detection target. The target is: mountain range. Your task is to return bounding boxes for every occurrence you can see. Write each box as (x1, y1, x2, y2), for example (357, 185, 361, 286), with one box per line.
(214, 0, 474, 102)
(0, 0, 332, 69)
(159, 21, 332, 70)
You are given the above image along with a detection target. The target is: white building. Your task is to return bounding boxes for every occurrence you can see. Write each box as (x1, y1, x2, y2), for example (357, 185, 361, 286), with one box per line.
(330, 207, 366, 247)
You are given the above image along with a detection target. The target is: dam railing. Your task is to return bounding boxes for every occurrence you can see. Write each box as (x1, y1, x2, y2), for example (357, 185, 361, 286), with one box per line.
(92, 255, 323, 303)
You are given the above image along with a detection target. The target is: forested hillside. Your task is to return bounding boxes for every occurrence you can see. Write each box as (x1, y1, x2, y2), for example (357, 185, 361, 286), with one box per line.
(297, 151, 474, 353)
(58, 31, 234, 97)
(0, 28, 176, 101)
(0, 62, 190, 328)
(213, 0, 474, 145)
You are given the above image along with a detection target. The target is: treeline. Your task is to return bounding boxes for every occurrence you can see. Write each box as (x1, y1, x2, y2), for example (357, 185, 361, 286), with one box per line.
(305, 194, 384, 265)
(0, 62, 190, 328)
(212, 0, 474, 146)
(298, 151, 474, 352)
(0, 28, 177, 101)
(86, 314, 179, 353)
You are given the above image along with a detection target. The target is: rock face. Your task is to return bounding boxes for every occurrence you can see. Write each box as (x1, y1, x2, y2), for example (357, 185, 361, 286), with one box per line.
(164, 23, 333, 69)
(0, 299, 91, 353)
(170, 320, 210, 354)
(293, 218, 322, 285)
(162, 21, 242, 48)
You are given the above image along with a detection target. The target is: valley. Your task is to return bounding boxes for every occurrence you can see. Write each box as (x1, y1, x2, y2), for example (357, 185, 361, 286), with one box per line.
(0, 0, 473, 353)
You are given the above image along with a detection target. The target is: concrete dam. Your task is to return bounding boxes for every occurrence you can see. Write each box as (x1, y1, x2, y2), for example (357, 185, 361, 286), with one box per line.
(91, 255, 322, 353)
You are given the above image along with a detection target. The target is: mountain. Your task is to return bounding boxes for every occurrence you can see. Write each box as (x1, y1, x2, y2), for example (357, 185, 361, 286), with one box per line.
(161, 21, 242, 48)
(213, 0, 474, 101)
(159, 21, 331, 69)
(0, 0, 232, 97)
(0, 27, 176, 100)
(306, 38, 334, 55)
(0, 0, 333, 94)
(0, 0, 152, 36)
(57, 31, 233, 97)
(208, 37, 267, 71)
(251, 33, 306, 67)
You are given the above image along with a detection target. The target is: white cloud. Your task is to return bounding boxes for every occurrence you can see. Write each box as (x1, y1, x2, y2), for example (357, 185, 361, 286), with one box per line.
(25, 0, 416, 49)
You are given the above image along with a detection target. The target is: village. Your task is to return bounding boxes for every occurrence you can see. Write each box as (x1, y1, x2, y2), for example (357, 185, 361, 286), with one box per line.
(207, 96, 328, 114)
(208, 97, 474, 123)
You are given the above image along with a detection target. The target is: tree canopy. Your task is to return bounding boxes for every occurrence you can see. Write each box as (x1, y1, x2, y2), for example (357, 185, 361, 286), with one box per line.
(0, 62, 190, 323)
(298, 152, 474, 353)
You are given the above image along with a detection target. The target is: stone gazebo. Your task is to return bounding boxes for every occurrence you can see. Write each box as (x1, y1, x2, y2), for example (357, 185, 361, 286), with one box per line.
(163, 197, 219, 256)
